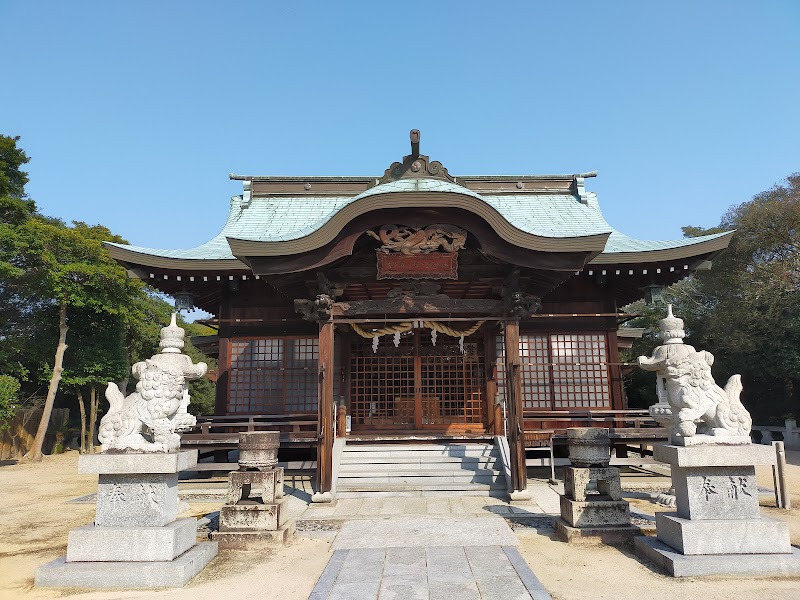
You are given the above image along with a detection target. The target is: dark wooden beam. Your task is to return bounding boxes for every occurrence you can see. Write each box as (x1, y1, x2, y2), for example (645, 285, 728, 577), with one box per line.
(332, 295, 506, 317)
(316, 321, 335, 495)
(504, 320, 528, 493)
(214, 288, 232, 417)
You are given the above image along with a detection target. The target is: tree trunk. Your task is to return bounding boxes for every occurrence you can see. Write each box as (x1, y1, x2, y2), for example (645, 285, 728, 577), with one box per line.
(22, 302, 68, 462)
(78, 390, 86, 453)
(89, 385, 98, 453)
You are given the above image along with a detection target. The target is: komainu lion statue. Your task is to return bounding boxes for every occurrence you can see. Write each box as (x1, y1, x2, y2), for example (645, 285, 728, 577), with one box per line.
(98, 360, 187, 452)
(638, 305, 752, 440)
(98, 313, 208, 452)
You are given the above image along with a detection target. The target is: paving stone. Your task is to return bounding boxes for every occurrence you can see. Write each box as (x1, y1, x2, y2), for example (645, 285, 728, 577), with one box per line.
(379, 499, 407, 515)
(429, 581, 480, 600)
(332, 517, 517, 549)
(336, 547, 385, 582)
(333, 499, 363, 516)
(327, 580, 381, 600)
(465, 546, 518, 579)
(384, 547, 427, 577)
(404, 498, 428, 514)
(476, 575, 532, 600)
(379, 579, 428, 600)
(426, 547, 473, 583)
(426, 498, 451, 514)
(307, 549, 347, 600)
(502, 546, 552, 598)
(447, 497, 466, 512)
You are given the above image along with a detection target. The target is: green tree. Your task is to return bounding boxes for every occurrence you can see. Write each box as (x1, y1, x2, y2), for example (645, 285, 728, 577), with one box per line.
(2, 216, 133, 461)
(61, 310, 129, 452)
(625, 174, 800, 423)
(0, 374, 20, 430)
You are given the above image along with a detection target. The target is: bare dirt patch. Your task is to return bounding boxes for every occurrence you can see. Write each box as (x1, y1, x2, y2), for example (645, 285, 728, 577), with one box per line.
(0, 451, 330, 600)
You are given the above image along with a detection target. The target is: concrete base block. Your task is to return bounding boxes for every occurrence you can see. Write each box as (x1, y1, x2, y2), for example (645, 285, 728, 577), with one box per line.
(564, 467, 622, 501)
(673, 435, 752, 447)
(212, 521, 296, 549)
(654, 443, 775, 467)
(312, 491, 335, 503)
(635, 536, 800, 577)
(219, 501, 288, 531)
(95, 473, 179, 527)
(227, 470, 277, 504)
(35, 542, 218, 588)
(509, 489, 532, 502)
(78, 450, 198, 475)
(66, 518, 197, 562)
(655, 513, 791, 555)
(672, 465, 759, 520)
(560, 496, 630, 528)
(553, 517, 640, 545)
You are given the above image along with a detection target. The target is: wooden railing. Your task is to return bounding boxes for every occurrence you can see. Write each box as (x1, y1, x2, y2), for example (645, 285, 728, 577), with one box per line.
(523, 409, 658, 432)
(180, 413, 318, 450)
(522, 409, 667, 450)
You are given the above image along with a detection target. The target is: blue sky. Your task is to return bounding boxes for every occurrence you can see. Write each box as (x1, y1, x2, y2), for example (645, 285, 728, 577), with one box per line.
(1, 1, 798, 251)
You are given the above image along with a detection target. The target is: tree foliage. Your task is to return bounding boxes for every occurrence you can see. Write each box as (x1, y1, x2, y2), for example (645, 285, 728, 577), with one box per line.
(624, 174, 800, 423)
(0, 135, 216, 458)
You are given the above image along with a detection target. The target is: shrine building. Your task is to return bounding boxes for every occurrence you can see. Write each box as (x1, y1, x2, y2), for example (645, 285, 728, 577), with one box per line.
(105, 131, 732, 497)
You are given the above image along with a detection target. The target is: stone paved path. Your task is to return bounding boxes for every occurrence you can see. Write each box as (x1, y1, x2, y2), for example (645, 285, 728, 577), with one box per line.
(309, 546, 551, 600)
(307, 517, 552, 600)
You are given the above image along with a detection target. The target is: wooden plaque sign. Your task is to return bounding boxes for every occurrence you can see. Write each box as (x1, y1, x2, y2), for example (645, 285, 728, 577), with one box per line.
(376, 251, 458, 280)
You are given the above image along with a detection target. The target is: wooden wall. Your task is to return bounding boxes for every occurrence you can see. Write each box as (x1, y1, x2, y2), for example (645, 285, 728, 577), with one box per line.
(0, 407, 69, 460)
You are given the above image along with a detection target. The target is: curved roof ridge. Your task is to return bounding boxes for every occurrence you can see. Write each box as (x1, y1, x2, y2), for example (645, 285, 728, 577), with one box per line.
(602, 229, 733, 253)
(589, 228, 734, 264)
(105, 196, 244, 261)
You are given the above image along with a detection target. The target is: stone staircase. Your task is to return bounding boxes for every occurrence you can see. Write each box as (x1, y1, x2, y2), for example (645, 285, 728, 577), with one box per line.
(336, 442, 506, 498)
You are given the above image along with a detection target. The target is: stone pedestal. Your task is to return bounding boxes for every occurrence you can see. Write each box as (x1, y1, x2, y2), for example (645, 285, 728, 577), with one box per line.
(36, 450, 217, 588)
(635, 442, 800, 576)
(554, 432, 639, 545)
(211, 432, 294, 548)
(555, 466, 639, 544)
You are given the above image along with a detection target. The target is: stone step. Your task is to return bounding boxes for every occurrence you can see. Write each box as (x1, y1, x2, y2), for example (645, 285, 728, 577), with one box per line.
(340, 450, 498, 461)
(337, 472, 503, 484)
(337, 482, 505, 493)
(344, 444, 497, 454)
(335, 442, 505, 496)
(338, 463, 500, 474)
(335, 489, 505, 498)
(345, 441, 495, 447)
(339, 456, 501, 467)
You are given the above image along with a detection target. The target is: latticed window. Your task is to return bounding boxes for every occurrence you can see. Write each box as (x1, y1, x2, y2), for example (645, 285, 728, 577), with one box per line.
(228, 337, 318, 414)
(496, 333, 610, 410)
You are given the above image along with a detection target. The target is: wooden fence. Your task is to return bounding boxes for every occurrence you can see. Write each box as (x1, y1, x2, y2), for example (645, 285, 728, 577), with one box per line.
(0, 407, 69, 460)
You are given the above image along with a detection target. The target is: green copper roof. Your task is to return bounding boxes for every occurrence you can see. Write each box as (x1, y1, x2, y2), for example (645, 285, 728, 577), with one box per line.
(602, 230, 732, 254)
(105, 180, 732, 266)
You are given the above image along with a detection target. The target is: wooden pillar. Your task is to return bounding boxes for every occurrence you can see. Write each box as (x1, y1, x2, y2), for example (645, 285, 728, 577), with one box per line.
(485, 328, 500, 434)
(214, 288, 231, 416)
(316, 320, 335, 494)
(504, 320, 527, 492)
(606, 329, 626, 413)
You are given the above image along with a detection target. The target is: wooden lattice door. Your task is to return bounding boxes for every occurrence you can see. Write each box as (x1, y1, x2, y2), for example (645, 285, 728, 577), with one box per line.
(349, 328, 487, 432)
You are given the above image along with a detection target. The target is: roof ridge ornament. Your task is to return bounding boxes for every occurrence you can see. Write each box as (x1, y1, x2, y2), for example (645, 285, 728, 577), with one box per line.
(374, 129, 458, 186)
